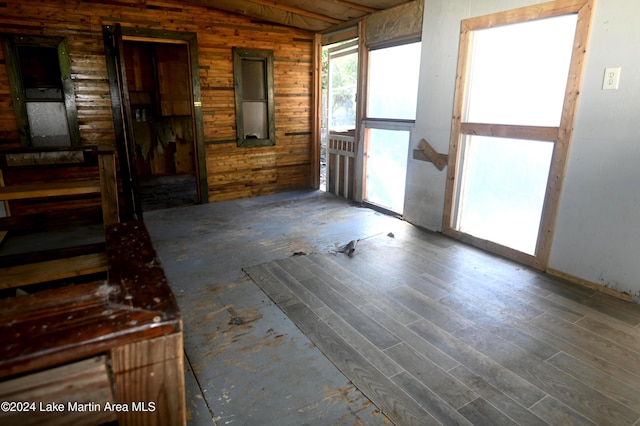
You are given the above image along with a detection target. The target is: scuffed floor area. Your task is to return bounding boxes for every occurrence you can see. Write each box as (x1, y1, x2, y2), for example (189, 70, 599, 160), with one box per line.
(144, 190, 400, 425)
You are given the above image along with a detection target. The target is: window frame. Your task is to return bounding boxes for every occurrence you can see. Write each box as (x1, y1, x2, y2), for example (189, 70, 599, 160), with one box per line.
(2, 35, 80, 147)
(232, 48, 276, 147)
(442, 0, 595, 269)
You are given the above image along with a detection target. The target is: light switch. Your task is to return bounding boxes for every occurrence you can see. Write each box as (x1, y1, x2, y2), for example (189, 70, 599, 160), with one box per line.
(602, 67, 621, 90)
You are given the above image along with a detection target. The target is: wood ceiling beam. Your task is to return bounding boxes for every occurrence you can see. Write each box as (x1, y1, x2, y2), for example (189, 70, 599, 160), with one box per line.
(248, 0, 344, 24)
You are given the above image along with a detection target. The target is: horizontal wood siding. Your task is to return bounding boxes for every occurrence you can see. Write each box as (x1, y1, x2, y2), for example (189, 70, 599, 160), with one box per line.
(0, 0, 313, 201)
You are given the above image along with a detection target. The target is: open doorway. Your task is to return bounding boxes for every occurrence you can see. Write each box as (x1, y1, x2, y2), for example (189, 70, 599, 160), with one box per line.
(122, 41, 198, 211)
(321, 39, 358, 198)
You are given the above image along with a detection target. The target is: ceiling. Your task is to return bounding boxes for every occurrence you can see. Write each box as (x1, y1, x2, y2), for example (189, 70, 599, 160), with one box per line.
(185, 0, 414, 32)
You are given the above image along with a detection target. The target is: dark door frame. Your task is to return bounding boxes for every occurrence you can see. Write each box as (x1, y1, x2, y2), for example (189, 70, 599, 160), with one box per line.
(103, 24, 207, 220)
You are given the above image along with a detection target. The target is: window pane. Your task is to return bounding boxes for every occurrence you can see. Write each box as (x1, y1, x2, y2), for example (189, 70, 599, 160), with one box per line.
(328, 49, 357, 131)
(242, 101, 267, 139)
(465, 14, 577, 126)
(367, 42, 421, 120)
(455, 136, 553, 254)
(26, 102, 71, 146)
(365, 128, 409, 213)
(241, 59, 266, 100)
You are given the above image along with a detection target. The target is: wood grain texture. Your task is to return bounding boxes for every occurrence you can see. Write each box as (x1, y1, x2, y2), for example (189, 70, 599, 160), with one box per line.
(0, 252, 107, 289)
(111, 333, 186, 426)
(0, 0, 313, 202)
(244, 231, 640, 425)
(0, 356, 117, 426)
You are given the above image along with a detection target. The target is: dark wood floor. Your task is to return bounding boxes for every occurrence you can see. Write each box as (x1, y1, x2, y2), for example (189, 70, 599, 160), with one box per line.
(244, 216, 640, 425)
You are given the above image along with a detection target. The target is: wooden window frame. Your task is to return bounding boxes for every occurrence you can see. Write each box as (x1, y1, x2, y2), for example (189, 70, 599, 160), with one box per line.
(2, 35, 80, 147)
(233, 48, 276, 147)
(442, 0, 595, 269)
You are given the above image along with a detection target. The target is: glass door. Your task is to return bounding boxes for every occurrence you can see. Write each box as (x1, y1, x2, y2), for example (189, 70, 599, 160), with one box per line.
(363, 41, 421, 214)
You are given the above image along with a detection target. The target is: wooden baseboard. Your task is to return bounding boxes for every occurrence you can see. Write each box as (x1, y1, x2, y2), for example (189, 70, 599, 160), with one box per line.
(546, 267, 634, 303)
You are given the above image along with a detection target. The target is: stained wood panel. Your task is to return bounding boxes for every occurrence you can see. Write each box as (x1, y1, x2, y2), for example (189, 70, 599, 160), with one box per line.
(0, 356, 117, 426)
(0, 0, 314, 201)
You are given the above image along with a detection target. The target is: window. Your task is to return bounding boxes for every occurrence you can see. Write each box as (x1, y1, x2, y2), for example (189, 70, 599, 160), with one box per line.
(367, 41, 421, 120)
(2, 35, 80, 146)
(233, 48, 275, 147)
(443, 0, 594, 268)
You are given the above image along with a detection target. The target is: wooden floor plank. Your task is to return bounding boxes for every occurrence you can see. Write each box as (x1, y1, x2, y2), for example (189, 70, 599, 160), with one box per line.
(479, 276, 586, 323)
(310, 250, 404, 295)
(574, 315, 640, 353)
(437, 295, 560, 361)
(390, 371, 473, 426)
(299, 276, 401, 350)
(532, 312, 640, 375)
(241, 264, 298, 308)
(454, 326, 640, 425)
(458, 397, 519, 426)
(359, 302, 459, 371)
(384, 343, 477, 409)
(281, 302, 434, 426)
(303, 260, 373, 307)
(407, 319, 547, 408)
(387, 285, 473, 333)
(546, 352, 640, 411)
(439, 276, 545, 322)
(529, 396, 598, 426)
(264, 262, 325, 310)
(512, 314, 640, 392)
(314, 306, 403, 378)
(449, 365, 549, 426)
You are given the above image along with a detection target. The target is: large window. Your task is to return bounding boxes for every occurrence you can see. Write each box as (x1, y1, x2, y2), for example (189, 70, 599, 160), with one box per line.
(233, 48, 275, 147)
(444, 0, 594, 268)
(2, 35, 80, 147)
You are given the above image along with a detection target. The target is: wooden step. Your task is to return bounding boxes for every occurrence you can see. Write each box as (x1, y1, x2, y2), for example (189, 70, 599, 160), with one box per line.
(0, 252, 107, 290)
(0, 180, 101, 201)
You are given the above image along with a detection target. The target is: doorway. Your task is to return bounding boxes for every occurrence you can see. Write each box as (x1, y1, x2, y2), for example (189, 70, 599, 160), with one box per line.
(322, 39, 358, 198)
(363, 41, 421, 215)
(123, 41, 198, 211)
(103, 26, 207, 220)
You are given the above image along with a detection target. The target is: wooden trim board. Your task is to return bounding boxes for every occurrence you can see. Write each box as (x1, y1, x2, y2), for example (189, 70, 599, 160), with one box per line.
(547, 267, 634, 303)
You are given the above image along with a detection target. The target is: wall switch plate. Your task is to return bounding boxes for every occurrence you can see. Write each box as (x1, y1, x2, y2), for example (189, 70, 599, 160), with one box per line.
(602, 67, 621, 90)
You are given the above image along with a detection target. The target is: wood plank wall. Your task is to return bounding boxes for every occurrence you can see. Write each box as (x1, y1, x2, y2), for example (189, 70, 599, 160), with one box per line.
(0, 0, 314, 202)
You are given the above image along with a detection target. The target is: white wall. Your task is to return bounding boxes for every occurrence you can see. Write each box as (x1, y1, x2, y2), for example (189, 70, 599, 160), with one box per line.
(405, 0, 640, 299)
